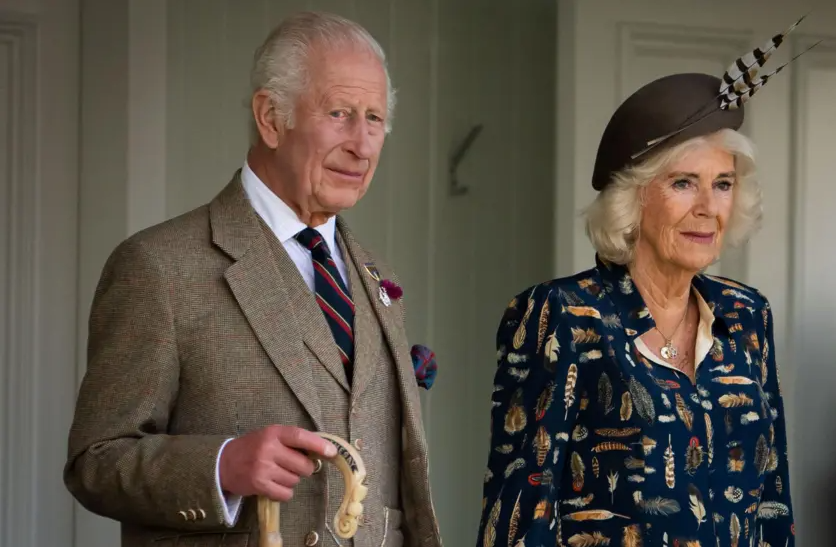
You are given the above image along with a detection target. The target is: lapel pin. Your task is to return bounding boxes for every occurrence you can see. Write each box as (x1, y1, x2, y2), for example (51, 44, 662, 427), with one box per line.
(364, 262, 402, 307)
(378, 279, 402, 307)
(379, 287, 391, 307)
(363, 263, 381, 282)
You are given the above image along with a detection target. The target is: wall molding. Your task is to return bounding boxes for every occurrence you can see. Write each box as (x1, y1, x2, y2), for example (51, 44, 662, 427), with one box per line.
(788, 34, 836, 382)
(0, 12, 38, 547)
(617, 22, 752, 101)
(786, 34, 836, 545)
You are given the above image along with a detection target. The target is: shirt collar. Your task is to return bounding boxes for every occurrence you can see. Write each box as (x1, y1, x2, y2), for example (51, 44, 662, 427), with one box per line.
(240, 161, 339, 249)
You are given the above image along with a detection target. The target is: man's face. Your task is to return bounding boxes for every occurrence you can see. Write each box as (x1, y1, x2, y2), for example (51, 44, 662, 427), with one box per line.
(261, 45, 389, 224)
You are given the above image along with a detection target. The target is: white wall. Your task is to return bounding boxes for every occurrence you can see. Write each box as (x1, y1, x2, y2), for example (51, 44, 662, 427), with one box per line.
(77, 1, 556, 546)
(0, 0, 79, 545)
(6, 0, 835, 546)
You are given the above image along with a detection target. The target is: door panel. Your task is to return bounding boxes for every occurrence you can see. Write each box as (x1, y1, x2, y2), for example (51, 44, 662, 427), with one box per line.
(0, 0, 79, 545)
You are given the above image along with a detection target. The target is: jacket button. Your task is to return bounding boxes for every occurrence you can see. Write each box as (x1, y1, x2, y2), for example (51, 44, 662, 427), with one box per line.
(354, 438, 364, 450)
(304, 531, 320, 546)
(312, 458, 323, 474)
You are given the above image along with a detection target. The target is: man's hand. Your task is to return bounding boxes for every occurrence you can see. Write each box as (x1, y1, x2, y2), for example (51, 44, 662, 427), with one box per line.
(219, 425, 337, 502)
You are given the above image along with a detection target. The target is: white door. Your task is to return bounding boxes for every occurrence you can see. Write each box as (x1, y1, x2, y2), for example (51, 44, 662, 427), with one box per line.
(0, 0, 79, 545)
(558, 1, 836, 544)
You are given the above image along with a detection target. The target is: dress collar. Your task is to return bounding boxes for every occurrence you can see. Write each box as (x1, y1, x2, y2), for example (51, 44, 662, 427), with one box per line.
(594, 254, 729, 341)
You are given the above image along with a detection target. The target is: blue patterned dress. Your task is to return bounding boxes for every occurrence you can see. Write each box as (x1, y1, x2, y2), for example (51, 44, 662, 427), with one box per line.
(476, 256, 794, 547)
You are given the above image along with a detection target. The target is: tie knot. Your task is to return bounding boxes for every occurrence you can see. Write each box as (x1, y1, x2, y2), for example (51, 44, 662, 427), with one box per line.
(295, 227, 329, 255)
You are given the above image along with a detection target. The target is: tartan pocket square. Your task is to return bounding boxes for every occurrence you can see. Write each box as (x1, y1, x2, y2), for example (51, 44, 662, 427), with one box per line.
(410, 344, 437, 390)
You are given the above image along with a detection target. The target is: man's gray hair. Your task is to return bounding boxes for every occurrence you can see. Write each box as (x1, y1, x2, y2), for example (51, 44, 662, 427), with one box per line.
(249, 11, 396, 142)
(584, 128, 763, 265)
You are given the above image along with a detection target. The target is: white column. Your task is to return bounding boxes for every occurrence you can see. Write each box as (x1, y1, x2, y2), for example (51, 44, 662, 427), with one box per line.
(1, 0, 80, 544)
(127, 0, 168, 235)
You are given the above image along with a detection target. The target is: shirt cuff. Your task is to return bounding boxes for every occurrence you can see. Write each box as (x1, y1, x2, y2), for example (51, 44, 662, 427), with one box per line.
(215, 437, 242, 526)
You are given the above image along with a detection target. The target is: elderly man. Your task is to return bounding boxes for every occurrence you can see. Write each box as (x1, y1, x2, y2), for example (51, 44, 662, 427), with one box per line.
(64, 11, 441, 547)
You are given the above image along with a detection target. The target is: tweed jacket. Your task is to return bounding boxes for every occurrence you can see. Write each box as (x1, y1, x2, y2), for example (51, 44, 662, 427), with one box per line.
(476, 256, 794, 547)
(64, 173, 442, 547)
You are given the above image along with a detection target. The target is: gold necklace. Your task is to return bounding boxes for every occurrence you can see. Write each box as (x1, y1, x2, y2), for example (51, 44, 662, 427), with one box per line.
(656, 304, 689, 360)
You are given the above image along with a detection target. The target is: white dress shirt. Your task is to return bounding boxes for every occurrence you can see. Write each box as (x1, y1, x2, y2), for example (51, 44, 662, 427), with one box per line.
(215, 162, 350, 525)
(240, 161, 350, 290)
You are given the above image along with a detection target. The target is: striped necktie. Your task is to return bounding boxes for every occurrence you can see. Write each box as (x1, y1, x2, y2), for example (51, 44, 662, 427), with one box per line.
(294, 227, 355, 379)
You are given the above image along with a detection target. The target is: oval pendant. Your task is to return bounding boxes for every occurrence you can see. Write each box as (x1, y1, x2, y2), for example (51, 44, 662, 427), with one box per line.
(660, 346, 671, 360)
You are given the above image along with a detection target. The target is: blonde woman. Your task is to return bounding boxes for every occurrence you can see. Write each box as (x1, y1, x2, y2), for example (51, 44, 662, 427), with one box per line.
(475, 21, 806, 546)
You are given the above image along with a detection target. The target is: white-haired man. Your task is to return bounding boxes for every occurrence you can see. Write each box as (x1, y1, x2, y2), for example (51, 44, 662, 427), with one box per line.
(64, 11, 442, 547)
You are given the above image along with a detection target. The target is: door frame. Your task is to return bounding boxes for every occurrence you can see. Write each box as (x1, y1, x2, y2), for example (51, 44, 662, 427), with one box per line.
(0, 0, 79, 544)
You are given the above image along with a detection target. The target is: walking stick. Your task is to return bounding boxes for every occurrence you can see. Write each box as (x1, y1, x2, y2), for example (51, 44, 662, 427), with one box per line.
(257, 433, 368, 547)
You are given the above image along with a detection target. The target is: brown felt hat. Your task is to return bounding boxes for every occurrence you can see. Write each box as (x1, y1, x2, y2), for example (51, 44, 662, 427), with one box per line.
(591, 73, 745, 191)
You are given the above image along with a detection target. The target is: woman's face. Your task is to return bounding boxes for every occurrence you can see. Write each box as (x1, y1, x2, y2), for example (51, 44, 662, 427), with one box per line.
(636, 144, 736, 273)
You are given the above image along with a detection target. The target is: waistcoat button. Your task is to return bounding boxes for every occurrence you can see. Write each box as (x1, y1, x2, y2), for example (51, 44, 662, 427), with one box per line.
(304, 531, 320, 546)
(312, 458, 323, 474)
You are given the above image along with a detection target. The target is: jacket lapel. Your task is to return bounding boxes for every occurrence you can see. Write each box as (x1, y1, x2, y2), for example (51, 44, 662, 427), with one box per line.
(336, 219, 420, 413)
(691, 273, 749, 372)
(337, 233, 382, 399)
(209, 175, 329, 426)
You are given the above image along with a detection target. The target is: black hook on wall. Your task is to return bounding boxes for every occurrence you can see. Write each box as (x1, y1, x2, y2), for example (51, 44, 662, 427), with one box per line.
(448, 124, 483, 196)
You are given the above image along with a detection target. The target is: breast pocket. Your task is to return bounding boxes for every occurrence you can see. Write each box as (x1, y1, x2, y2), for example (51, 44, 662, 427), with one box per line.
(715, 378, 775, 433)
(560, 518, 645, 547)
(713, 376, 777, 477)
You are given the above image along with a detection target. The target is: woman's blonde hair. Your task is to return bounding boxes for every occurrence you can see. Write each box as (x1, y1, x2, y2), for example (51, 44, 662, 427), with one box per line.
(584, 128, 762, 265)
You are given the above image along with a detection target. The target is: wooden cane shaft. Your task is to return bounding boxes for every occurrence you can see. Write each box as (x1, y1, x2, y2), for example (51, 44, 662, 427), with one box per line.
(257, 495, 282, 547)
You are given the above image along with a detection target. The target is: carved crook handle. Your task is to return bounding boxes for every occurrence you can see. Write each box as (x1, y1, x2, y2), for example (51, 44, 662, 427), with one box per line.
(257, 433, 368, 547)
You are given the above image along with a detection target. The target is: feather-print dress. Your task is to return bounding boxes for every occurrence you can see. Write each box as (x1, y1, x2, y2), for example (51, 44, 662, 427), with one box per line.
(476, 255, 794, 547)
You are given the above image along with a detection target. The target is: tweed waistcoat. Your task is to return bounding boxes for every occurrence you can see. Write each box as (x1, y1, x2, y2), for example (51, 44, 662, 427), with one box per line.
(261, 221, 405, 546)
